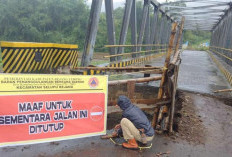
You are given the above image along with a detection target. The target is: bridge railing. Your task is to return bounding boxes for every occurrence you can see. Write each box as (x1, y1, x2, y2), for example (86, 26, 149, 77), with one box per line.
(209, 46, 232, 66)
(81, 0, 177, 67)
(210, 3, 232, 86)
(208, 46, 232, 86)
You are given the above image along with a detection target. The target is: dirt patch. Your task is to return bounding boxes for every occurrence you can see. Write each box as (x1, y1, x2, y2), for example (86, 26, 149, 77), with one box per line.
(171, 91, 207, 145)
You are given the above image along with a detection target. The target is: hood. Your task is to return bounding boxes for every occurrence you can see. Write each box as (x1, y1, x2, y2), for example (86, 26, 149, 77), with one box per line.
(117, 95, 132, 110)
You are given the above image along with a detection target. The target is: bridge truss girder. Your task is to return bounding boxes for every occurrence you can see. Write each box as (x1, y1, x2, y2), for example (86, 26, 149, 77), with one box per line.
(81, 0, 181, 66)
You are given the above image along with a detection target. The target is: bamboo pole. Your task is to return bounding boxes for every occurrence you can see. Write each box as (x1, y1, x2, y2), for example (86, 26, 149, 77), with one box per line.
(173, 17, 185, 56)
(103, 49, 166, 58)
(108, 99, 171, 106)
(214, 89, 232, 93)
(74, 66, 163, 70)
(109, 69, 163, 76)
(168, 18, 185, 133)
(152, 108, 159, 127)
(104, 44, 166, 47)
(127, 80, 135, 99)
(170, 50, 182, 65)
(108, 76, 162, 85)
(157, 22, 178, 99)
(169, 65, 179, 133)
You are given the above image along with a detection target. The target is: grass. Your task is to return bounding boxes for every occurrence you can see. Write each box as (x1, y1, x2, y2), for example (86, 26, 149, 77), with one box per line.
(77, 60, 109, 66)
(90, 60, 109, 66)
(187, 45, 209, 51)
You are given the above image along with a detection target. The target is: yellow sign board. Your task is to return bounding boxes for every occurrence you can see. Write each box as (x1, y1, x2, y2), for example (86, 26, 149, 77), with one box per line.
(0, 74, 108, 147)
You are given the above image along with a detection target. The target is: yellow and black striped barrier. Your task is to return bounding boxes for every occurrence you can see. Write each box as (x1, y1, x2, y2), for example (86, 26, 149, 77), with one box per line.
(207, 51, 232, 86)
(0, 41, 78, 73)
(82, 52, 166, 75)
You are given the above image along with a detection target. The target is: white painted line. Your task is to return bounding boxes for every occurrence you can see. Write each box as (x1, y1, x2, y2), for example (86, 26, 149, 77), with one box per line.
(90, 112, 103, 116)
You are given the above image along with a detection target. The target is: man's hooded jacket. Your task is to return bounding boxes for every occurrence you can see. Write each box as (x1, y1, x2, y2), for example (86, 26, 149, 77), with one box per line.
(117, 95, 154, 137)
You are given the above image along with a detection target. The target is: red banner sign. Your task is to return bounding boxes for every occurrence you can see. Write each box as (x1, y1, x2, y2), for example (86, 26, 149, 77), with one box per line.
(0, 93, 105, 145)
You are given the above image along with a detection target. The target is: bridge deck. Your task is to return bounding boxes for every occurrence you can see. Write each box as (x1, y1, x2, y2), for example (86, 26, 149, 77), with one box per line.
(178, 50, 231, 97)
(110, 50, 231, 97)
(123, 50, 231, 97)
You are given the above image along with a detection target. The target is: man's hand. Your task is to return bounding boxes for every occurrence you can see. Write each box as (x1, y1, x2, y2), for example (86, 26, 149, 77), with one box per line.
(138, 128, 147, 144)
(114, 124, 121, 130)
(138, 128, 145, 133)
(111, 131, 118, 137)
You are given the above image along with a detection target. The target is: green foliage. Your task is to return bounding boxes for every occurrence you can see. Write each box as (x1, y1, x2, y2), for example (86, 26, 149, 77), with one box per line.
(183, 30, 211, 49)
(0, 0, 140, 53)
(0, 0, 89, 50)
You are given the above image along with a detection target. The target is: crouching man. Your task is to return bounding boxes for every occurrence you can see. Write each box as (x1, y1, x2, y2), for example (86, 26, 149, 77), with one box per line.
(113, 95, 155, 149)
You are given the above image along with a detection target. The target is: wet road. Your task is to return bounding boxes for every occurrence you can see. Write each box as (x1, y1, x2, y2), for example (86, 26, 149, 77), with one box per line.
(178, 50, 231, 97)
(146, 50, 232, 97)
(111, 50, 232, 97)
(1, 92, 231, 157)
(1, 50, 232, 157)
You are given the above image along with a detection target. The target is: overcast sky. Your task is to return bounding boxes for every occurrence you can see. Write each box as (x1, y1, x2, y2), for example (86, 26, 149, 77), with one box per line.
(86, 0, 171, 11)
(87, 0, 169, 3)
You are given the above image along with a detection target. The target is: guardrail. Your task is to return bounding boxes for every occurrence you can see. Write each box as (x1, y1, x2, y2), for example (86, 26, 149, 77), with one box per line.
(209, 46, 232, 65)
(207, 50, 232, 86)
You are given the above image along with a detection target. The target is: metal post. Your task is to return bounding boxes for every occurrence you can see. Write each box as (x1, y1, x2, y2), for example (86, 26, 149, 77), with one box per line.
(154, 12, 161, 50)
(105, 0, 117, 62)
(81, 0, 103, 67)
(150, 6, 159, 54)
(161, 16, 168, 45)
(131, 0, 137, 58)
(137, 0, 150, 56)
(117, 0, 133, 61)
(144, 4, 150, 55)
(159, 14, 165, 45)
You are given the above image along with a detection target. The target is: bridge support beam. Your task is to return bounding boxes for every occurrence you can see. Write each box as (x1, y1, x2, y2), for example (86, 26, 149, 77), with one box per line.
(81, 0, 103, 67)
(105, 0, 117, 62)
(131, 0, 137, 58)
(150, 6, 159, 54)
(144, 4, 151, 55)
(137, 0, 150, 57)
(117, 0, 133, 61)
